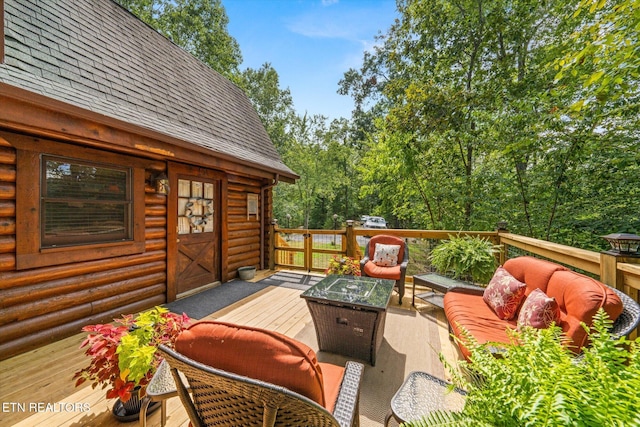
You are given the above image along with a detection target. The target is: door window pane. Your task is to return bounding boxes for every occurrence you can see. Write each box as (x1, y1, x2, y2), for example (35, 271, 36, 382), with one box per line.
(178, 179, 215, 234)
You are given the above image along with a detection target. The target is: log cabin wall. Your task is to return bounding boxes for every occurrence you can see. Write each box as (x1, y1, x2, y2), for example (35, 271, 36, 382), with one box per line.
(225, 174, 265, 281)
(0, 136, 170, 360)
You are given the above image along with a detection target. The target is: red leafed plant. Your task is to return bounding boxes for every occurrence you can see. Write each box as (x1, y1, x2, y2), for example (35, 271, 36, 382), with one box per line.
(73, 306, 190, 402)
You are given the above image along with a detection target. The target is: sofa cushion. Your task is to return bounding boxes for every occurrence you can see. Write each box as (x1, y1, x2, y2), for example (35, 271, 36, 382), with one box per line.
(445, 290, 516, 360)
(175, 320, 342, 409)
(363, 261, 401, 280)
(517, 288, 560, 329)
(373, 243, 401, 267)
(503, 256, 567, 295)
(545, 270, 623, 350)
(483, 267, 527, 320)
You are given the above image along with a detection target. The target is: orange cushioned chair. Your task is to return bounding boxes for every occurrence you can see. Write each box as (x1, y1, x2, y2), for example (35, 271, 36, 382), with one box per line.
(158, 320, 364, 427)
(360, 235, 409, 304)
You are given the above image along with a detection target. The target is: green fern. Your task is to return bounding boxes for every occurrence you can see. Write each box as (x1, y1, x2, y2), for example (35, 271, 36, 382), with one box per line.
(429, 235, 500, 285)
(402, 310, 640, 426)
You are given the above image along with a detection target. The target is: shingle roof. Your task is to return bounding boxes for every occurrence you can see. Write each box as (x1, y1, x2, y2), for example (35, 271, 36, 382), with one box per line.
(0, 0, 297, 179)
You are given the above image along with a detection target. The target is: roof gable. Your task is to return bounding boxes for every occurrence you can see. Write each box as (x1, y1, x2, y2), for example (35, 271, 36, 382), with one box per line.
(0, 0, 296, 179)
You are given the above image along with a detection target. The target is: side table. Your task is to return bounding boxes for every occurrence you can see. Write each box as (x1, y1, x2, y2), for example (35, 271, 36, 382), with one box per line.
(384, 371, 466, 426)
(412, 273, 483, 308)
(140, 359, 189, 427)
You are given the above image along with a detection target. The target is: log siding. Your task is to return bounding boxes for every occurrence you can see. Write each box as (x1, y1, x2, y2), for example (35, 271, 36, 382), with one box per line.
(0, 138, 170, 359)
(226, 175, 265, 281)
(0, 134, 277, 360)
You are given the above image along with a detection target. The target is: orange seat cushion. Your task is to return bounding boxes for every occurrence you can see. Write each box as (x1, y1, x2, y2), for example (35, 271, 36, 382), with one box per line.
(363, 261, 401, 280)
(175, 320, 345, 410)
(444, 290, 516, 360)
(318, 362, 344, 412)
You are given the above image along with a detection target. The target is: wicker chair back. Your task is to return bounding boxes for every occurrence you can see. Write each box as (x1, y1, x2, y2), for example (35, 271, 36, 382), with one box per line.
(158, 345, 343, 427)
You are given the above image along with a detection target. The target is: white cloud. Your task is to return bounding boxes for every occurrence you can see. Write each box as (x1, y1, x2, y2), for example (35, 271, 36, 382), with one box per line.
(322, 0, 339, 5)
(286, 3, 393, 41)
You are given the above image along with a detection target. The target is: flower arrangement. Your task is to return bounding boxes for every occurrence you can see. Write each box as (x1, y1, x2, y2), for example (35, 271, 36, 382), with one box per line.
(73, 306, 191, 402)
(325, 255, 361, 276)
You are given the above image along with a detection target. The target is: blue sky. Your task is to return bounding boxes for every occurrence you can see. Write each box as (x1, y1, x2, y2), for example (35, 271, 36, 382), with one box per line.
(223, 0, 398, 121)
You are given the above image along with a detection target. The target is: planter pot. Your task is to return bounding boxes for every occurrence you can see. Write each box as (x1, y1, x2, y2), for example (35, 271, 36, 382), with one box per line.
(112, 386, 161, 422)
(238, 266, 256, 280)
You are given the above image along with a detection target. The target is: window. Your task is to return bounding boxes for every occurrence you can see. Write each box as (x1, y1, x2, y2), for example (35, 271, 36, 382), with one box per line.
(41, 156, 132, 247)
(11, 133, 146, 270)
(177, 179, 215, 234)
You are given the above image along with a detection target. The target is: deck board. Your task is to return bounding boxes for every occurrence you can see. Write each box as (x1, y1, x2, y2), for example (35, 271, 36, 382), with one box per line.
(0, 278, 461, 427)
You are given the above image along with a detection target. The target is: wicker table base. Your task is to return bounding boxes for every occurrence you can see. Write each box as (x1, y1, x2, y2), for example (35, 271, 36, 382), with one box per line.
(301, 275, 395, 366)
(305, 300, 387, 365)
(384, 371, 466, 426)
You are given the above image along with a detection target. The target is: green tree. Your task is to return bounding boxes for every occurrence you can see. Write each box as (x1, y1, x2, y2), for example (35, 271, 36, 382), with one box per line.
(235, 63, 296, 152)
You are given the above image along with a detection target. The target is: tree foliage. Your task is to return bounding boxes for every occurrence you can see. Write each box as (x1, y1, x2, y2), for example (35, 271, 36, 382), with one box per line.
(338, 0, 639, 248)
(118, 0, 640, 247)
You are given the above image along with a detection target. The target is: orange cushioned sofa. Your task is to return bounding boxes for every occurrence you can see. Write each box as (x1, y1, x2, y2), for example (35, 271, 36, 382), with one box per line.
(443, 256, 624, 360)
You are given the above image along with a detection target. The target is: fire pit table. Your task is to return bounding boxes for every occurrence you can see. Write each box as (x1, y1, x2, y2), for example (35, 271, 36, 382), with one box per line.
(301, 275, 395, 366)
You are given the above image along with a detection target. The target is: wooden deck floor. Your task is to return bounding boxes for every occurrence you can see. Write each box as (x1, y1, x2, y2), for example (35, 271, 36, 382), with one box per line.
(0, 274, 464, 427)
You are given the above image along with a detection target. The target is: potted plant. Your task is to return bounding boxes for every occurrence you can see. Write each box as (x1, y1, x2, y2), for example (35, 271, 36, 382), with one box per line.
(73, 306, 191, 421)
(325, 255, 361, 276)
(403, 310, 640, 426)
(429, 235, 500, 285)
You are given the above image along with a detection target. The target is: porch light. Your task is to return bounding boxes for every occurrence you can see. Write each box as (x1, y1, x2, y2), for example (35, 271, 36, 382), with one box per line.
(155, 172, 170, 195)
(602, 233, 640, 254)
(496, 220, 508, 231)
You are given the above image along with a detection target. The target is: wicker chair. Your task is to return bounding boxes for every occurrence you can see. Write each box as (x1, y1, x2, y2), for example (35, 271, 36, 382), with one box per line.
(157, 320, 364, 427)
(360, 235, 409, 304)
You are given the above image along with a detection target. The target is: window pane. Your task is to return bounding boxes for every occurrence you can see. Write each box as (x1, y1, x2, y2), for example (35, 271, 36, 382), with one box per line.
(45, 159, 128, 200)
(43, 202, 127, 241)
(42, 157, 131, 247)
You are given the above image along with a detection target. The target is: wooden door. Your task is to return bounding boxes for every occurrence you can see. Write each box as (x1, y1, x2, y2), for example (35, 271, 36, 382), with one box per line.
(173, 175, 220, 297)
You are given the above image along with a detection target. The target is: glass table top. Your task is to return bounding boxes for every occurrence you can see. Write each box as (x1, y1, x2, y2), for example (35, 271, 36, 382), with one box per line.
(300, 275, 395, 309)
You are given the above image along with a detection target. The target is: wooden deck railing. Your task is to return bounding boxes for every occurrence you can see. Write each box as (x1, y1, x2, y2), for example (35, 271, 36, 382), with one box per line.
(269, 220, 640, 338)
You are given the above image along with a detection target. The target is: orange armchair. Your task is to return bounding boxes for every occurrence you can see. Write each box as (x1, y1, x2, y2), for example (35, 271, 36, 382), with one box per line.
(360, 235, 409, 304)
(158, 320, 364, 427)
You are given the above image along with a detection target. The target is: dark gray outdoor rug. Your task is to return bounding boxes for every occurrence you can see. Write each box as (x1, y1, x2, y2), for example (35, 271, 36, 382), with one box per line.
(165, 271, 320, 319)
(257, 271, 322, 290)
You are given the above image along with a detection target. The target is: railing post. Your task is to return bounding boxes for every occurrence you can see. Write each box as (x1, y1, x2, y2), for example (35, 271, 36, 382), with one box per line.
(599, 252, 623, 291)
(304, 232, 312, 271)
(600, 251, 640, 340)
(268, 219, 277, 270)
(345, 220, 356, 258)
(496, 222, 508, 265)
